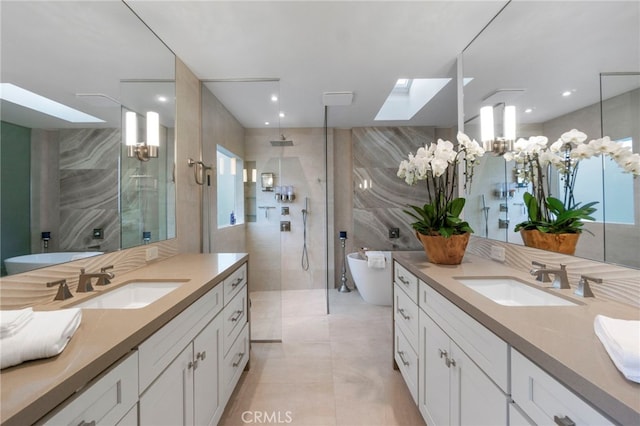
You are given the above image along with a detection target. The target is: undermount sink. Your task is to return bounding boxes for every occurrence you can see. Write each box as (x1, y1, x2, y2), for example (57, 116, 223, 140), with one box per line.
(455, 277, 577, 307)
(74, 281, 185, 309)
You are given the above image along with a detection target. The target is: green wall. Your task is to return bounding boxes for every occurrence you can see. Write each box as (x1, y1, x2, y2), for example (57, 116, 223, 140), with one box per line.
(1, 121, 31, 276)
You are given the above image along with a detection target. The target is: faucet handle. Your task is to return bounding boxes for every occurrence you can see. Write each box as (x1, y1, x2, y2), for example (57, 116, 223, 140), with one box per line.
(97, 265, 114, 285)
(531, 261, 551, 282)
(47, 279, 73, 301)
(575, 275, 602, 298)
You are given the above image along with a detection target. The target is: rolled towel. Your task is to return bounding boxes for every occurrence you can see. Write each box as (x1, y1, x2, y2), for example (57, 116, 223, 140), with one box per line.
(0, 308, 82, 370)
(366, 251, 386, 269)
(594, 314, 640, 383)
(1, 308, 34, 339)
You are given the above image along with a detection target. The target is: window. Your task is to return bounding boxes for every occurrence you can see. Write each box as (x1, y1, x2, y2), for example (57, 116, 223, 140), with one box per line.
(573, 137, 634, 224)
(216, 146, 244, 228)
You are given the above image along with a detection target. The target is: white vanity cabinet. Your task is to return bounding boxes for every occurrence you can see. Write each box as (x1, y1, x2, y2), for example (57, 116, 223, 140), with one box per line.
(392, 260, 509, 426)
(393, 262, 420, 404)
(139, 314, 224, 426)
(41, 351, 139, 426)
(511, 349, 613, 426)
(138, 261, 249, 426)
(419, 309, 507, 426)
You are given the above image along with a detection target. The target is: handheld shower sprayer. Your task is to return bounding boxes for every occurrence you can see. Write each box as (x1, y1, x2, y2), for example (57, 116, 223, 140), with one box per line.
(301, 197, 309, 270)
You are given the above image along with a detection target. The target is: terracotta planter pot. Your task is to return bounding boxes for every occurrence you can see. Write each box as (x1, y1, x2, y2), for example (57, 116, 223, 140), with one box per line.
(416, 232, 470, 265)
(520, 229, 580, 255)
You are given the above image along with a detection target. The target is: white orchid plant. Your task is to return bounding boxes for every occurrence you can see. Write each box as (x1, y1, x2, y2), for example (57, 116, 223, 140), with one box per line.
(504, 129, 640, 234)
(397, 132, 485, 237)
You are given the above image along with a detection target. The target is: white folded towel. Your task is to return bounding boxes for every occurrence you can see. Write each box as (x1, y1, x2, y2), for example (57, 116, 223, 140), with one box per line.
(0, 308, 34, 338)
(367, 251, 386, 269)
(0, 308, 82, 370)
(594, 314, 640, 383)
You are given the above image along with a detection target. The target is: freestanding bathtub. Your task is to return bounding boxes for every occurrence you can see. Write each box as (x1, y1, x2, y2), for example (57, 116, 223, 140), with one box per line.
(3, 252, 103, 275)
(346, 251, 392, 306)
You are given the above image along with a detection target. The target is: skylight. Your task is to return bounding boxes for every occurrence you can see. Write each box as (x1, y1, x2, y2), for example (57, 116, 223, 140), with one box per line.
(0, 83, 105, 123)
(375, 78, 451, 121)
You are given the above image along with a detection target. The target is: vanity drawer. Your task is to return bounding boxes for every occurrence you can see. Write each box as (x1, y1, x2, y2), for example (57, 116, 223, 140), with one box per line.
(511, 350, 613, 426)
(138, 283, 223, 392)
(222, 323, 250, 405)
(224, 262, 247, 305)
(42, 351, 138, 426)
(394, 324, 418, 404)
(394, 261, 418, 303)
(421, 282, 508, 392)
(223, 285, 248, 356)
(394, 283, 419, 351)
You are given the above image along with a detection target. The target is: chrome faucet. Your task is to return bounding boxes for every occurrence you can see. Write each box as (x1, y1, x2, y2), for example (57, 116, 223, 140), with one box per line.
(575, 275, 602, 298)
(47, 279, 73, 301)
(530, 263, 570, 289)
(531, 261, 551, 282)
(77, 265, 114, 292)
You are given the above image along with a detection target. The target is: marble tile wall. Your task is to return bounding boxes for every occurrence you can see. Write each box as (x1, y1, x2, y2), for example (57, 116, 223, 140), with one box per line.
(351, 127, 435, 252)
(31, 128, 121, 254)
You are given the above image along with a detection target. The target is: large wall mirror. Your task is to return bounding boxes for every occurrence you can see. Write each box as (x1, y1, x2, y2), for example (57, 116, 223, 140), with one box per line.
(0, 2, 176, 275)
(461, 1, 639, 269)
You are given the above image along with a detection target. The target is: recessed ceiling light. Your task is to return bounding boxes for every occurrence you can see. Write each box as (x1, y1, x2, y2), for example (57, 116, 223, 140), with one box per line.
(265, 121, 270, 126)
(0, 83, 105, 123)
(271, 95, 278, 102)
(562, 90, 572, 97)
(157, 95, 168, 103)
(525, 108, 533, 113)
(279, 112, 285, 118)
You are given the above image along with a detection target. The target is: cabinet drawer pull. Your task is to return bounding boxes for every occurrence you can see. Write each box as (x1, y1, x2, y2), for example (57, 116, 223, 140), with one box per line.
(439, 349, 448, 359)
(446, 357, 456, 368)
(78, 421, 96, 426)
(554, 415, 576, 426)
(197, 351, 207, 361)
(397, 350, 410, 366)
(230, 309, 244, 322)
(231, 277, 243, 287)
(188, 360, 198, 370)
(232, 351, 245, 367)
(397, 308, 410, 320)
(398, 275, 410, 286)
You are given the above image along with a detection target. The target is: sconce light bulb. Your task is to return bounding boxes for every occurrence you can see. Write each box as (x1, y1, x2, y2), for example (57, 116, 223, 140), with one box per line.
(480, 106, 495, 143)
(125, 111, 137, 147)
(146, 111, 159, 147)
(504, 105, 516, 141)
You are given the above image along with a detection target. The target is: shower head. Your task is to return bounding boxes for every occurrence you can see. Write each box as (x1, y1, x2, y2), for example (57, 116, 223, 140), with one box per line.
(270, 139, 294, 147)
(270, 134, 293, 147)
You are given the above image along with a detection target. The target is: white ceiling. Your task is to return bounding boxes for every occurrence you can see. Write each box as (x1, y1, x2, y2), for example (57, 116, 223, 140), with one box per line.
(2, 1, 638, 133)
(125, 0, 508, 129)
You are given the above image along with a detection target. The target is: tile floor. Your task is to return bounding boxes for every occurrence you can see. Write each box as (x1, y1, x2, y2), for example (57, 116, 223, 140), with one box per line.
(219, 289, 425, 426)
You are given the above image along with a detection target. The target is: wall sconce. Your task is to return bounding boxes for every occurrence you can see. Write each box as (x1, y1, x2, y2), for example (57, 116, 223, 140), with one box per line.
(125, 111, 159, 161)
(480, 104, 516, 155)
